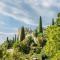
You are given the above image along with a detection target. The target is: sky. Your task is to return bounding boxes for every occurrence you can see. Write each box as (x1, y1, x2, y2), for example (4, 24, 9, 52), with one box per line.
(0, 0, 60, 44)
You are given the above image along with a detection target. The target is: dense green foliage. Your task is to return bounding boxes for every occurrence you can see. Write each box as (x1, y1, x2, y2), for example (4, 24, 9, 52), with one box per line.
(0, 13, 60, 60)
(43, 26, 60, 59)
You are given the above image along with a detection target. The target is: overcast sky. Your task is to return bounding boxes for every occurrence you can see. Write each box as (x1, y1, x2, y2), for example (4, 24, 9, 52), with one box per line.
(0, 0, 60, 44)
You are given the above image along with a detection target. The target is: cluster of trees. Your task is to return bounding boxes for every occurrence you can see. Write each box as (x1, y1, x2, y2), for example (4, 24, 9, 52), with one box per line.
(0, 13, 60, 60)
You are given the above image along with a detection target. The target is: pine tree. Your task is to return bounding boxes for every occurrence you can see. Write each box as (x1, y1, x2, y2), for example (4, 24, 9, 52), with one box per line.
(38, 16, 43, 33)
(20, 26, 25, 41)
(52, 18, 54, 25)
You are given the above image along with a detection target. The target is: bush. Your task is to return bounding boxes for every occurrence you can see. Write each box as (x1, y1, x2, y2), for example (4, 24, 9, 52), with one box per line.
(43, 26, 60, 58)
(51, 51, 60, 60)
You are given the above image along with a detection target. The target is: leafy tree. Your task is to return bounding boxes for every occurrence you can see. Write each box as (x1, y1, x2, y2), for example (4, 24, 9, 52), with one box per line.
(3, 51, 13, 60)
(13, 49, 21, 60)
(20, 26, 25, 41)
(37, 35, 46, 48)
(51, 51, 60, 60)
(43, 26, 60, 58)
(19, 36, 33, 54)
(13, 36, 34, 54)
(13, 41, 20, 50)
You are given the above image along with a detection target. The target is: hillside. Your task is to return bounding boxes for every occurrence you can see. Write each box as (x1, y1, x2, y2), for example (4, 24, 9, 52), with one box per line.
(0, 13, 60, 60)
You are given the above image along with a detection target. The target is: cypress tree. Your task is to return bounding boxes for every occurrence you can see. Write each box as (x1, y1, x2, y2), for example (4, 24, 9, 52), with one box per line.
(6, 37, 9, 42)
(52, 18, 54, 25)
(15, 34, 16, 41)
(56, 13, 60, 26)
(6, 37, 10, 49)
(20, 26, 25, 41)
(38, 16, 43, 33)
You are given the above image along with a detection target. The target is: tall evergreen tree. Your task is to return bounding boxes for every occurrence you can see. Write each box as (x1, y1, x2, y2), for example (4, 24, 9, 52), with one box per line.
(52, 18, 54, 25)
(38, 16, 43, 33)
(20, 26, 25, 41)
(56, 13, 60, 26)
(6, 37, 9, 43)
(15, 34, 17, 41)
(6, 37, 10, 49)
